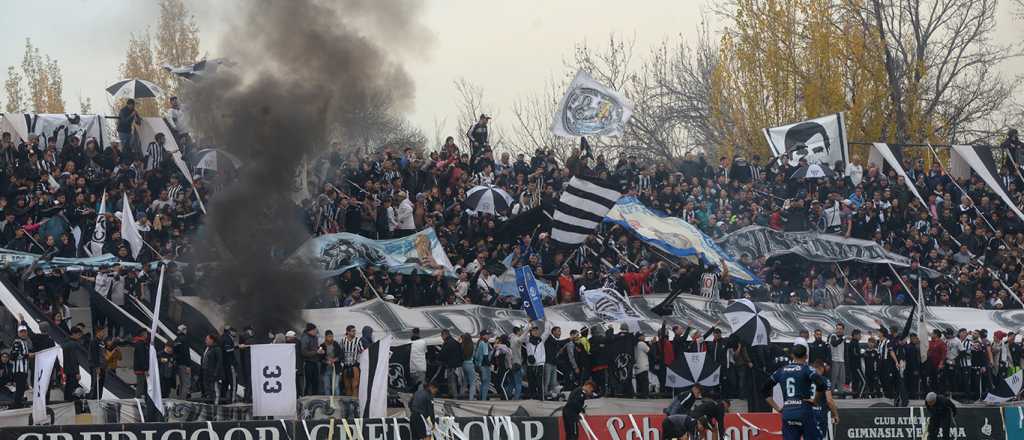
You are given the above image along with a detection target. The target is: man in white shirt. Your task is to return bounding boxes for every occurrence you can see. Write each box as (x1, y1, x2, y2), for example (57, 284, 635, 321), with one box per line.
(525, 320, 552, 400)
(395, 191, 416, 236)
(167, 97, 189, 138)
(409, 328, 427, 390)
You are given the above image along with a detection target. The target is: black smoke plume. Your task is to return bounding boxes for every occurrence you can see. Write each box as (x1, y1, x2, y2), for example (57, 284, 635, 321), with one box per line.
(184, 0, 426, 331)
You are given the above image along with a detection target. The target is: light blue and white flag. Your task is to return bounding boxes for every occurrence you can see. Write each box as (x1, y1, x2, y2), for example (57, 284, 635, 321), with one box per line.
(285, 228, 455, 278)
(494, 253, 556, 299)
(0, 248, 121, 272)
(514, 266, 545, 320)
(605, 197, 760, 285)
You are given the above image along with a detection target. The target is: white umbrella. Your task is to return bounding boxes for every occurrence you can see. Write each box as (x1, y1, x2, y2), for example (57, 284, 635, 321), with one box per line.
(106, 79, 163, 99)
(724, 299, 771, 346)
(464, 184, 513, 216)
(193, 148, 243, 173)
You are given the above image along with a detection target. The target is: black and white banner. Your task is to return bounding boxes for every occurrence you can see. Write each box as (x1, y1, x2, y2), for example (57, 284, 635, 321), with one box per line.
(358, 335, 393, 419)
(31, 347, 60, 425)
(717, 225, 919, 268)
(764, 113, 849, 167)
(551, 176, 621, 247)
(952, 144, 1024, 222)
(581, 287, 643, 322)
(251, 343, 297, 417)
(835, 407, 1003, 440)
(0, 113, 106, 146)
(551, 69, 634, 138)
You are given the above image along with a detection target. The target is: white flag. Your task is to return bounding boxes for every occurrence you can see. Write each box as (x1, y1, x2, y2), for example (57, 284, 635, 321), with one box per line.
(251, 343, 297, 417)
(32, 347, 60, 424)
(120, 193, 144, 259)
(763, 113, 849, 167)
(146, 265, 167, 415)
(551, 70, 634, 138)
(86, 192, 107, 257)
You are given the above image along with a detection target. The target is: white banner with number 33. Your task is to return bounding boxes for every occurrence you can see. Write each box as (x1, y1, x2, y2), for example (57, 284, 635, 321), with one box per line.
(251, 343, 297, 417)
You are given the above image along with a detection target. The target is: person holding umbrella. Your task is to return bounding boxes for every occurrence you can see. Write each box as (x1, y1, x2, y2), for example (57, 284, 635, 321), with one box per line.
(116, 99, 140, 155)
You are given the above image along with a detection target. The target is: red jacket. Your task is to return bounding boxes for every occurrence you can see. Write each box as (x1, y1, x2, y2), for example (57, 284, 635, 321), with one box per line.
(623, 267, 653, 296)
(927, 339, 946, 369)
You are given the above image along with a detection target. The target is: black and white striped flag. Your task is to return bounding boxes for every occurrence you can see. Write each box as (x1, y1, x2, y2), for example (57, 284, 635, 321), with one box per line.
(551, 176, 621, 247)
(985, 370, 1023, 403)
(358, 335, 393, 419)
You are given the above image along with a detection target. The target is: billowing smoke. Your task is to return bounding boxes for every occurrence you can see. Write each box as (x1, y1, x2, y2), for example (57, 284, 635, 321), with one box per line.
(185, 0, 427, 331)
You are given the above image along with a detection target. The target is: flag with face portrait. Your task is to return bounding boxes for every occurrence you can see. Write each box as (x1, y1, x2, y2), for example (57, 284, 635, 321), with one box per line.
(764, 113, 849, 167)
(551, 70, 634, 138)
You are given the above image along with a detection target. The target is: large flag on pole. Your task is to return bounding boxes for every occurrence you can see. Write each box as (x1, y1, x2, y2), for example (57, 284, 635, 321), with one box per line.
(144, 265, 167, 419)
(763, 113, 849, 167)
(551, 70, 634, 138)
(551, 176, 621, 247)
(251, 343, 297, 417)
(32, 347, 60, 424)
(951, 144, 1024, 222)
(86, 192, 107, 257)
(120, 193, 144, 259)
(872, 143, 928, 208)
(358, 335, 393, 419)
(514, 265, 546, 320)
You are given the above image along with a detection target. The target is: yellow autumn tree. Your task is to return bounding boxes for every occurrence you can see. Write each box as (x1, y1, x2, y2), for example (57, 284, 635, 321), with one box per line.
(116, 31, 162, 117)
(4, 66, 25, 113)
(14, 38, 65, 113)
(712, 0, 1012, 161)
(154, 0, 200, 100)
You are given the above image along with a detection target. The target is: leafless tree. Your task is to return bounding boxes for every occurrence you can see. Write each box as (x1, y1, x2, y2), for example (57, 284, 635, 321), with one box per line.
(857, 0, 1020, 144)
(453, 77, 504, 153)
(561, 31, 720, 162)
(508, 78, 577, 163)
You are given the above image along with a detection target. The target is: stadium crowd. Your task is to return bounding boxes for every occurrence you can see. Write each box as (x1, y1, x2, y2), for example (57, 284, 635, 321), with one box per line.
(1, 100, 1024, 410)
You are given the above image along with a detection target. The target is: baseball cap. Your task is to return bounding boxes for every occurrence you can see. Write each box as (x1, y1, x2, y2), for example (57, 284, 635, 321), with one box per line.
(285, 330, 297, 337)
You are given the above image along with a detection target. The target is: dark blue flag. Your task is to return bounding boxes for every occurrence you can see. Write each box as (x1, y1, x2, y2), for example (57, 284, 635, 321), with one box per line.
(514, 266, 545, 320)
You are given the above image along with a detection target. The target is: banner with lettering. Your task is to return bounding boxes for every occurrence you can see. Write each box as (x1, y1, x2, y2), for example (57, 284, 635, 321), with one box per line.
(250, 344, 296, 418)
(834, 407, 1003, 440)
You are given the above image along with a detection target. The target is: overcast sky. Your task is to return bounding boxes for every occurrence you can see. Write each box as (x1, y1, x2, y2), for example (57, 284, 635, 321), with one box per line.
(1, 0, 1021, 145)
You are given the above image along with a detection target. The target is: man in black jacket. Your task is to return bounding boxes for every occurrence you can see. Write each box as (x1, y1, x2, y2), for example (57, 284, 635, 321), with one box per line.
(808, 329, 830, 367)
(439, 330, 462, 398)
(62, 326, 85, 401)
(409, 382, 438, 440)
(925, 392, 957, 439)
(563, 380, 595, 440)
(172, 325, 192, 399)
(200, 333, 223, 402)
(466, 114, 490, 162)
(132, 328, 150, 398)
(89, 325, 107, 400)
(220, 326, 237, 400)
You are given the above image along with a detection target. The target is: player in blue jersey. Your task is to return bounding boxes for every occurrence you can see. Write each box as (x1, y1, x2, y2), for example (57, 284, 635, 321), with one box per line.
(811, 360, 839, 440)
(762, 344, 827, 440)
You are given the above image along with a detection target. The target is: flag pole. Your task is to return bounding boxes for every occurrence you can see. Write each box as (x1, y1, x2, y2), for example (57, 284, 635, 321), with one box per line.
(356, 267, 385, 302)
